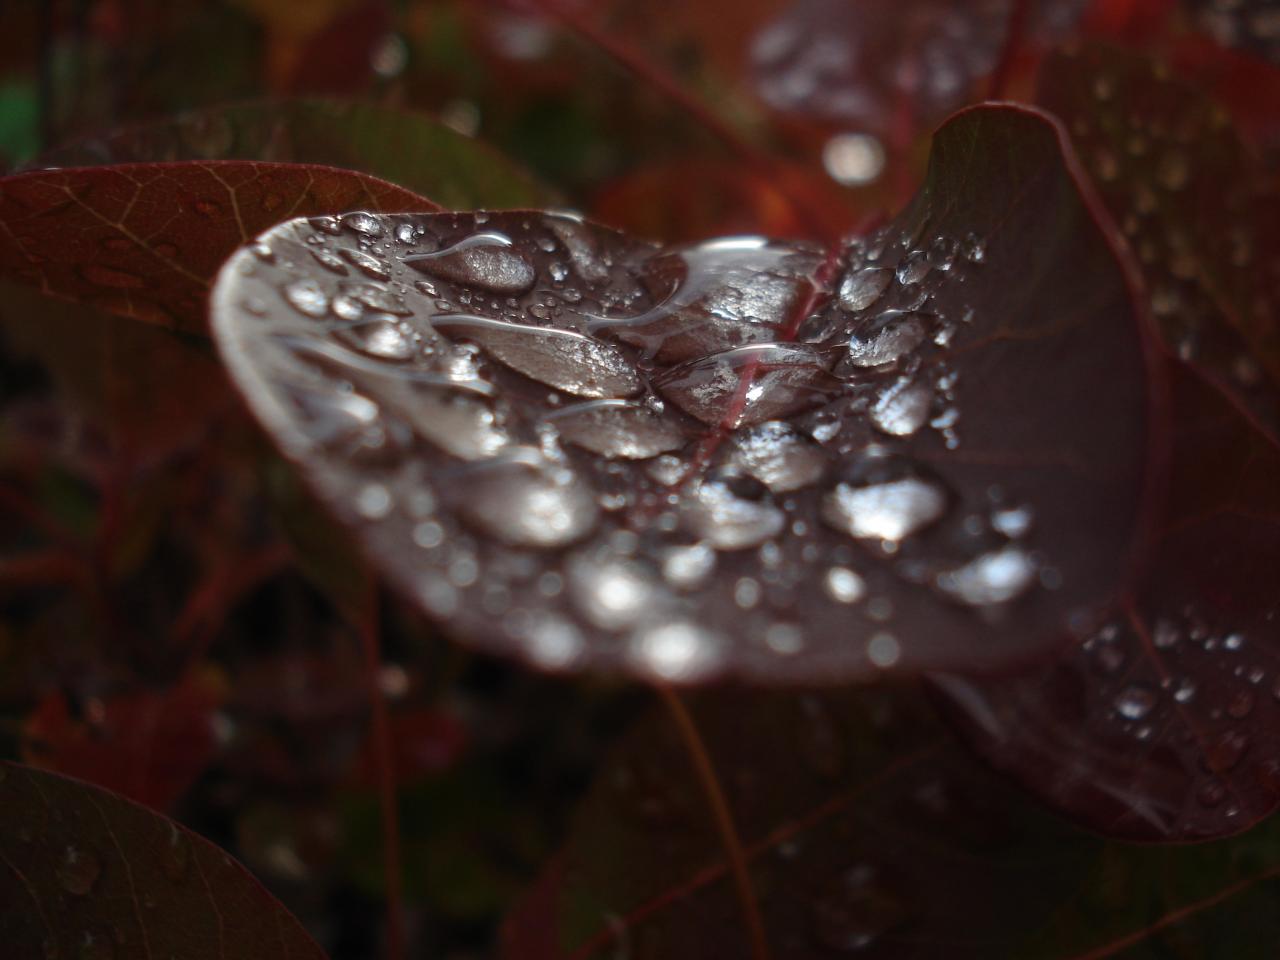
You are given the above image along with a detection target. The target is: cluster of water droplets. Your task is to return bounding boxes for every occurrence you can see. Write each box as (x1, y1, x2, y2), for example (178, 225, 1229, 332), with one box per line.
(216, 203, 1052, 680)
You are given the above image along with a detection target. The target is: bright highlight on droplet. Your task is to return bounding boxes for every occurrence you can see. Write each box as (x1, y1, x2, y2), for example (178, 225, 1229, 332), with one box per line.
(823, 133, 886, 186)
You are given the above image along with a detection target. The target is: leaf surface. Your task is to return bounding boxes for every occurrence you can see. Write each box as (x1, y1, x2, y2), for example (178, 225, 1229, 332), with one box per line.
(502, 685, 1280, 958)
(0, 161, 435, 333)
(210, 105, 1158, 684)
(0, 761, 327, 960)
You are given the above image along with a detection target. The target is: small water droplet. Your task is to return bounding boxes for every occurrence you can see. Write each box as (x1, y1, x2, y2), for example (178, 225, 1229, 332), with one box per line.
(355, 482, 393, 520)
(990, 505, 1033, 538)
(570, 555, 660, 630)
(341, 212, 384, 238)
(1114, 685, 1156, 720)
(628, 620, 723, 682)
(681, 470, 785, 550)
(821, 474, 946, 543)
(1174, 678, 1197, 703)
(339, 246, 392, 280)
(661, 543, 716, 590)
(57, 844, 102, 896)
(455, 456, 598, 548)
(867, 631, 900, 669)
(765, 621, 805, 655)
(1156, 152, 1190, 191)
(838, 267, 892, 312)
(824, 566, 866, 604)
(846, 313, 928, 368)
(544, 399, 685, 459)
(895, 250, 931, 285)
(823, 132, 885, 186)
(726, 420, 827, 493)
(334, 317, 415, 360)
(870, 376, 932, 437)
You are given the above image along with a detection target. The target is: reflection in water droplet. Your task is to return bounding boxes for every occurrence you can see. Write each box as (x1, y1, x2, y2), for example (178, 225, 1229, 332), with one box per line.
(333, 318, 415, 360)
(628, 621, 723, 681)
(821, 476, 946, 543)
(682, 471, 785, 550)
(935, 546, 1036, 606)
(839, 267, 892, 312)
(824, 566, 866, 604)
(1114, 685, 1156, 720)
(283, 278, 329, 318)
(57, 844, 102, 896)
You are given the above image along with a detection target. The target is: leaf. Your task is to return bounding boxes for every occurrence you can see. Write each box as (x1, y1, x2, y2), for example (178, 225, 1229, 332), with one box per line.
(210, 105, 1158, 684)
(0, 161, 436, 333)
(42, 98, 554, 210)
(930, 45, 1280, 843)
(501, 685, 1280, 959)
(1037, 44, 1280, 441)
(748, 0, 1087, 137)
(0, 760, 328, 960)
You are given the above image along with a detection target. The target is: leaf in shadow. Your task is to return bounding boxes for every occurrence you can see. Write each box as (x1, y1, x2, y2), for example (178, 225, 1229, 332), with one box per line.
(0, 761, 327, 960)
(0, 161, 435, 333)
(502, 684, 1280, 958)
(41, 98, 554, 210)
(210, 105, 1158, 685)
(931, 44, 1280, 843)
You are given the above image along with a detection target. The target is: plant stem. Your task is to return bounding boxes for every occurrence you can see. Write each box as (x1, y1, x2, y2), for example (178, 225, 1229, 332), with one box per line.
(655, 683, 771, 960)
(358, 585, 406, 960)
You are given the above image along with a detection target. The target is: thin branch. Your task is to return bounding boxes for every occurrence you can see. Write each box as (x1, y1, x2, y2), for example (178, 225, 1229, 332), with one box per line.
(655, 684, 771, 960)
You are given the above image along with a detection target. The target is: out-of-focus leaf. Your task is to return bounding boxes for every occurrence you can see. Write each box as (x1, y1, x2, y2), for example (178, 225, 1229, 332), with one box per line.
(502, 685, 1280, 958)
(44, 98, 553, 210)
(0, 760, 328, 960)
(0, 161, 435, 333)
(210, 106, 1157, 685)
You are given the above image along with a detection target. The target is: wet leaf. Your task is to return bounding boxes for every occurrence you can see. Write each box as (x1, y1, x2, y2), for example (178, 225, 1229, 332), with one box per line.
(929, 45, 1280, 843)
(0, 760, 328, 960)
(43, 98, 553, 210)
(211, 105, 1157, 685)
(0, 160, 435, 334)
(502, 685, 1280, 958)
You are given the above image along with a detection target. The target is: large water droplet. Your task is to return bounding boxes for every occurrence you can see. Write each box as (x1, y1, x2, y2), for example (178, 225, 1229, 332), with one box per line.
(333, 318, 415, 360)
(845, 313, 928, 368)
(57, 844, 102, 896)
(405, 232, 535, 294)
(935, 546, 1036, 606)
(544, 399, 686, 460)
(455, 455, 598, 547)
(654, 343, 842, 428)
(431, 314, 641, 398)
(838, 267, 892, 312)
(725, 420, 828, 493)
(681, 470, 785, 550)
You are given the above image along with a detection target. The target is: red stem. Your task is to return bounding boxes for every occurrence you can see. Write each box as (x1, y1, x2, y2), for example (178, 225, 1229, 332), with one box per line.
(357, 585, 406, 960)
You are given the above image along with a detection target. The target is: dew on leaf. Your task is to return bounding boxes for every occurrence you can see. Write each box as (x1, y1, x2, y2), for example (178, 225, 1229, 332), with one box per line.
(681, 470, 786, 550)
(724, 420, 827, 492)
(845, 313, 928, 368)
(824, 566, 866, 604)
(282, 278, 329, 318)
(404, 231, 536, 294)
(870, 376, 932, 436)
(838, 267, 893, 312)
(569, 555, 662, 630)
(454, 456, 598, 548)
(821, 474, 947, 543)
(661, 542, 716, 589)
(333, 318, 415, 360)
(1114, 685, 1156, 721)
(545, 399, 686, 459)
(935, 546, 1036, 607)
(628, 620, 723, 682)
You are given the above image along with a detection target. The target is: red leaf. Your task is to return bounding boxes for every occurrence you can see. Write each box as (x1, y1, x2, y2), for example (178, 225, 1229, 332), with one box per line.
(0, 761, 327, 960)
(210, 105, 1158, 684)
(21, 675, 224, 812)
(0, 161, 436, 334)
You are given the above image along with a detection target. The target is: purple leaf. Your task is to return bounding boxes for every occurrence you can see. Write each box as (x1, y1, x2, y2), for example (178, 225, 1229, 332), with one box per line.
(209, 105, 1157, 685)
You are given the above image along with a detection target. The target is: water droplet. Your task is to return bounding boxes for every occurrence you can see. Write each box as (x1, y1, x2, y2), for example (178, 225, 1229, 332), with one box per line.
(339, 246, 392, 280)
(824, 566, 866, 604)
(57, 844, 102, 896)
(838, 267, 892, 312)
(341, 212, 384, 238)
(405, 232, 535, 294)
(1156, 152, 1190, 191)
(935, 546, 1036, 606)
(869, 373, 934, 438)
(570, 555, 660, 630)
(543, 399, 685, 460)
(628, 620, 723, 681)
(396, 388, 511, 461)
(821, 474, 946, 543)
(1174, 678, 1197, 703)
(867, 631, 900, 668)
(509, 611, 584, 668)
(431, 314, 642, 398)
(355, 482, 393, 520)
(310, 248, 349, 275)
(661, 543, 716, 589)
(334, 318, 415, 360)
(1114, 685, 1156, 720)
(765, 621, 804, 654)
(455, 456, 598, 547)
(845, 314, 928, 368)
(990, 505, 1033, 539)
(735, 577, 762, 609)
(283, 278, 329, 318)
(681, 470, 785, 550)
(726, 420, 827, 493)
